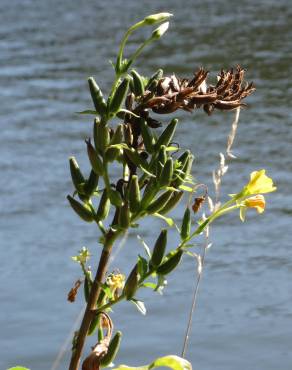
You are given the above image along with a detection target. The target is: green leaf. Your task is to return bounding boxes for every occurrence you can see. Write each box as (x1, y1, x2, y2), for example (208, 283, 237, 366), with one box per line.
(179, 185, 193, 192)
(76, 110, 99, 115)
(142, 282, 157, 289)
(7, 367, 30, 370)
(101, 283, 113, 300)
(113, 354, 192, 370)
(130, 298, 147, 315)
(137, 235, 151, 258)
(137, 255, 148, 277)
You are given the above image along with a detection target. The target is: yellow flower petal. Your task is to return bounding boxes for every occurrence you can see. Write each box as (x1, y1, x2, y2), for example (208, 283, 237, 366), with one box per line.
(245, 169, 276, 195)
(244, 195, 266, 214)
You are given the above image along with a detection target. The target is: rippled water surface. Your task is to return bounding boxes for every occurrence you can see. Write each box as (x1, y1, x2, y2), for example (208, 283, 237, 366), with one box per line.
(1, 1, 291, 369)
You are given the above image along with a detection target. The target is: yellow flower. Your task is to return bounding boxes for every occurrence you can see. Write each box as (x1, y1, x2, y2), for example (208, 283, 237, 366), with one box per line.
(239, 194, 266, 221)
(244, 169, 276, 195)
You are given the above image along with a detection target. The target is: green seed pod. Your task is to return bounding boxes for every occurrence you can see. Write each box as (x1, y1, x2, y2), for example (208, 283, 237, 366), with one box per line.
(105, 123, 124, 162)
(69, 157, 85, 192)
(157, 249, 183, 275)
(159, 191, 184, 215)
(84, 170, 99, 197)
(109, 189, 124, 207)
(123, 264, 139, 300)
(118, 202, 130, 229)
(67, 195, 94, 222)
(86, 139, 104, 176)
(84, 276, 91, 303)
(140, 179, 158, 209)
(184, 153, 194, 177)
(159, 157, 173, 187)
(150, 229, 167, 268)
(109, 77, 130, 115)
(124, 147, 148, 169)
(154, 118, 177, 151)
(146, 190, 173, 214)
(96, 189, 110, 221)
(130, 70, 145, 96)
(88, 77, 107, 116)
(158, 145, 167, 164)
(88, 313, 100, 336)
(181, 207, 191, 240)
(140, 119, 155, 153)
(146, 69, 163, 91)
(100, 331, 122, 368)
(128, 175, 141, 213)
(93, 118, 110, 154)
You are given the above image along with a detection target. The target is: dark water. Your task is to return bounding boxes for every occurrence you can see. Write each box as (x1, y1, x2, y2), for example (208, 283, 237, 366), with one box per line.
(1, 0, 291, 369)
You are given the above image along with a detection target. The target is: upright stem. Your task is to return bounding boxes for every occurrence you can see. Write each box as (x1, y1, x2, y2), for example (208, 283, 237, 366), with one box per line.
(68, 228, 119, 370)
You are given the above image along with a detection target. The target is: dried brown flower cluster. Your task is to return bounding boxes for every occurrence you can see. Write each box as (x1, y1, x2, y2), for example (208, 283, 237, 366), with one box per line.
(132, 65, 255, 117)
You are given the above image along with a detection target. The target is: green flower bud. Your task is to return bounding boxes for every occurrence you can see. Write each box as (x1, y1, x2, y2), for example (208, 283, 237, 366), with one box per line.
(93, 118, 110, 154)
(155, 118, 178, 151)
(96, 189, 110, 221)
(130, 69, 145, 96)
(146, 190, 173, 214)
(159, 157, 173, 187)
(118, 202, 130, 229)
(157, 249, 183, 275)
(88, 77, 107, 116)
(86, 139, 104, 176)
(123, 264, 139, 300)
(181, 207, 191, 240)
(84, 170, 99, 197)
(109, 189, 124, 207)
(150, 229, 167, 268)
(128, 175, 141, 213)
(105, 124, 124, 162)
(100, 331, 122, 367)
(67, 195, 94, 222)
(109, 77, 130, 115)
(140, 179, 158, 209)
(159, 191, 184, 215)
(124, 147, 149, 169)
(140, 119, 155, 153)
(144, 13, 173, 25)
(151, 21, 169, 40)
(69, 156, 85, 192)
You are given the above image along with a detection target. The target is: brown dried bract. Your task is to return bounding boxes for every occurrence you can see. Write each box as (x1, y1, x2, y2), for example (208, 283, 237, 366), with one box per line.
(67, 279, 82, 303)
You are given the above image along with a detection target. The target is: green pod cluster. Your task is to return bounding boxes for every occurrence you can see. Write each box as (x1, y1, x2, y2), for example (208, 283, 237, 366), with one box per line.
(86, 139, 104, 176)
(88, 77, 107, 116)
(146, 190, 173, 214)
(69, 157, 85, 193)
(123, 264, 139, 300)
(140, 119, 155, 153)
(118, 202, 130, 229)
(100, 331, 122, 368)
(67, 195, 94, 222)
(109, 189, 124, 207)
(105, 124, 123, 162)
(158, 157, 173, 187)
(109, 77, 130, 115)
(154, 118, 177, 151)
(130, 70, 145, 96)
(93, 119, 110, 154)
(159, 190, 184, 215)
(128, 175, 141, 213)
(156, 249, 183, 275)
(96, 189, 110, 221)
(150, 229, 167, 268)
(181, 207, 191, 240)
(146, 69, 163, 91)
(84, 170, 99, 197)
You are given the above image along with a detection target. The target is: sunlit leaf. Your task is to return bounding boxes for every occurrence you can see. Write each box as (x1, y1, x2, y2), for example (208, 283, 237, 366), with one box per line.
(7, 367, 30, 370)
(137, 235, 151, 258)
(130, 298, 147, 315)
(153, 213, 174, 226)
(179, 185, 193, 192)
(142, 282, 157, 290)
(137, 255, 148, 277)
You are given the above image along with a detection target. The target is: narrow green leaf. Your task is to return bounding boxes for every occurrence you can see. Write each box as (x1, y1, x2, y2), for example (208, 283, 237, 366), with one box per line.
(153, 213, 174, 226)
(76, 110, 99, 115)
(130, 298, 147, 315)
(137, 235, 151, 258)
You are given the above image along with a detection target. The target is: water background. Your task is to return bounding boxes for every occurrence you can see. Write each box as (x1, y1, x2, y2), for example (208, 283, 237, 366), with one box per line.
(1, 0, 291, 369)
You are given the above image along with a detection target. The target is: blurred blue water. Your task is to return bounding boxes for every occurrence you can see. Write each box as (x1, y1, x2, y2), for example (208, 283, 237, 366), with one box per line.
(0, 0, 291, 369)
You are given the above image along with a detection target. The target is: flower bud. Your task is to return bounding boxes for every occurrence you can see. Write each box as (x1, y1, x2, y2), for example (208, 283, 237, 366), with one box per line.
(151, 22, 169, 40)
(180, 207, 191, 240)
(146, 190, 173, 214)
(144, 13, 173, 25)
(155, 118, 177, 150)
(123, 264, 139, 300)
(159, 191, 184, 215)
(140, 179, 158, 209)
(86, 139, 104, 176)
(84, 170, 99, 197)
(140, 119, 155, 153)
(69, 156, 85, 192)
(109, 77, 130, 115)
(118, 202, 130, 229)
(128, 175, 141, 213)
(67, 195, 94, 222)
(130, 69, 145, 96)
(88, 77, 107, 116)
(100, 331, 122, 368)
(150, 229, 167, 268)
(159, 157, 173, 187)
(96, 189, 110, 221)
